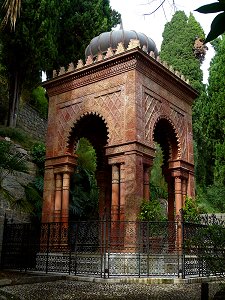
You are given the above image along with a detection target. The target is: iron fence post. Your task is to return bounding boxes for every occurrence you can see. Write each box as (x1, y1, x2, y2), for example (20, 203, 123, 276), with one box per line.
(0, 216, 7, 269)
(147, 221, 150, 277)
(138, 221, 141, 278)
(20, 224, 26, 272)
(181, 212, 185, 279)
(45, 223, 50, 274)
(102, 219, 106, 278)
(68, 223, 71, 275)
(107, 219, 110, 278)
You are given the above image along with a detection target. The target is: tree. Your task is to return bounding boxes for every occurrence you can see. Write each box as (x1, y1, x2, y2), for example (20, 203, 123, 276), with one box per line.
(160, 11, 205, 92)
(0, 0, 120, 127)
(144, 0, 225, 43)
(160, 11, 210, 186)
(150, 143, 168, 201)
(207, 35, 225, 185)
(1, 0, 21, 30)
(199, 35, 225, 212)
(193, 35, 225, 202)
(0, 0, 59, 127)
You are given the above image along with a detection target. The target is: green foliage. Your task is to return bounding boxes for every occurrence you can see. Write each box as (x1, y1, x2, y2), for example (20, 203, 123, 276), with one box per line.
(57, 0, 120, 69)
(183, 196, 200, 223)
(150, 143, 168, 201)
(70, 138, 99, 220)
(31, 142, 46, 175)
(76, 138, 97, 173)
(0, 140, 29, 209)
(206, 35, 225, 186)
(195, 184, 225, 213)
(0, 0, 120, 126)
(185, 223, 225, 275)
(23, 181, 43, 221)
(70, 169, 99, 220)
(160, 11, 208, 187)
(0, 140, 28, 176)
(0, 62, 8, 125)
(26, 143, 46, 220)
(139, 199, 166, 222)
(193, 34, 225, 213)
(29, 86, 48, 119)
(160, 11, 205, 92)
(214, 142, 225, 185)
(0, 125, 37, 149)
(196, 1, 225, 43)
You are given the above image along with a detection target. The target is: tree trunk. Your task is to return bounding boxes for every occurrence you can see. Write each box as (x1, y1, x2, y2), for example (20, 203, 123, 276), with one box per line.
(7, 70, 22, 127)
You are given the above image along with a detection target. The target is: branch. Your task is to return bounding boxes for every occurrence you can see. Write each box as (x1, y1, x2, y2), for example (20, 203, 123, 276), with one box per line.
(143, 0, 167, 16)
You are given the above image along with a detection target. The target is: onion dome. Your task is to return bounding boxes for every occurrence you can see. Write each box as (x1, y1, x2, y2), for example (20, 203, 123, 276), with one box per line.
(85, 29, 158, 59)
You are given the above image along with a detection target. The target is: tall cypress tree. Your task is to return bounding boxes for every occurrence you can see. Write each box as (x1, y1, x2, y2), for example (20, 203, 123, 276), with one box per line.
(160, 11, 208, 189)
(160, 11, 205, 92)
(207, 35, 225, 187)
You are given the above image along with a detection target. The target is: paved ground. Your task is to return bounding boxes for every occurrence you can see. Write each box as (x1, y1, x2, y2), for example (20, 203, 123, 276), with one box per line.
(0, 272, 224, 300)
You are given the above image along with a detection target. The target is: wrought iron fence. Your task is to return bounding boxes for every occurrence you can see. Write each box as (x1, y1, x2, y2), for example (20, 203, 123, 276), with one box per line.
(182, 215, 225, 278)
(1, 217, 224, 278)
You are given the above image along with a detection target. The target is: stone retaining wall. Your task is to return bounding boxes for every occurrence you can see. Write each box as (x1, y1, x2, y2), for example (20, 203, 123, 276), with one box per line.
(17, 104, 47, 141)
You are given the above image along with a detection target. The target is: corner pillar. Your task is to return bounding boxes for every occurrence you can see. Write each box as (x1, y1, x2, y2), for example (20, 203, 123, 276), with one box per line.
(143, 165, 150, 201)
(111, 164, 120, 222)
(174, 176, 182, 218)
(54, 173, 63, 222)
(61, 172, 71, 224)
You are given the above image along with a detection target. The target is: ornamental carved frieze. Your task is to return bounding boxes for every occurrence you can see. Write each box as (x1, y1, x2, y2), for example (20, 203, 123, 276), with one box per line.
(56, 89, 124, 154)
(144, 92, 162, 141)
(46, 56, 137, 97)
(170, 107, 187, 160)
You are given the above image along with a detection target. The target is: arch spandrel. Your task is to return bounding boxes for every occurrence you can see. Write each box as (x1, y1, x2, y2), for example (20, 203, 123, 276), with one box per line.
(66, 112, 109, 154)
(55, 88, 126, 156)
(144, 93, 188, 161)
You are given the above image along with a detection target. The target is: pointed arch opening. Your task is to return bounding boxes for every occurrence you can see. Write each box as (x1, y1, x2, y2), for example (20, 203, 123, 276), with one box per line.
(67, 113, 111, 221)
(152, 117, 180, 222)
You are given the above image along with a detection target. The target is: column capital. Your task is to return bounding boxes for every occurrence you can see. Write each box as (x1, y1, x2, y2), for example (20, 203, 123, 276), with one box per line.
(171, 169, 189, 179)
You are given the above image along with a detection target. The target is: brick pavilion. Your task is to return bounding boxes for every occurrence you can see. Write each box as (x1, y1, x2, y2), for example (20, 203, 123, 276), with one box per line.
(42, 29, 198, 226)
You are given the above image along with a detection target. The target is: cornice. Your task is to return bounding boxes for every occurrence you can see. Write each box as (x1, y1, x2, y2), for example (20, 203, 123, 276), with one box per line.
(42, 50, 138, 96)
(135, 52, 198, 105)
(43, 48, 198, 102)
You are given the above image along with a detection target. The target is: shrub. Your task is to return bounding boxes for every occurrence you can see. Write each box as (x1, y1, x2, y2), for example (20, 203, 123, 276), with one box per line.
(31, 143, 46, 175)
(139, 199, 167, 222)
(30, 86, 48, 118)
(183, 196, 200, 223)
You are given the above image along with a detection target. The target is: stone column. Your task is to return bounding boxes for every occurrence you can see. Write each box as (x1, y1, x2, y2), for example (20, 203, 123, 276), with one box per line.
(182, 178, 187, 207)
(111, 164, 120, 249)
(167, 176, 175, 222)
(174, 176, 182, 218)
(143, 165, 150, 201)
(187, 172, 195, 198)
(61, 172, 71, 224)
(42, 167, 55, 223)
(120, 163, 125, 221)
(54, 173, 62, 222)
(111, 164, 120, 222)
(174, 176, 183, 252)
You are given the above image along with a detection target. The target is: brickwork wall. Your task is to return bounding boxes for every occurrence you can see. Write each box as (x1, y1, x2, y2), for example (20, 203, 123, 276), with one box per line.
(17, 104, 47, 141)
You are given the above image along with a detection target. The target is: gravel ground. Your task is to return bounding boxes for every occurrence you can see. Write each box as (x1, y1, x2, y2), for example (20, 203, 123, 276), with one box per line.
(0, 279, 224, 300)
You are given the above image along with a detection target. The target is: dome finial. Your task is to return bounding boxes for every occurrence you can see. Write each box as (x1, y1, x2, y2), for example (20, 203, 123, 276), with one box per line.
(119, 17, 124, 30)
